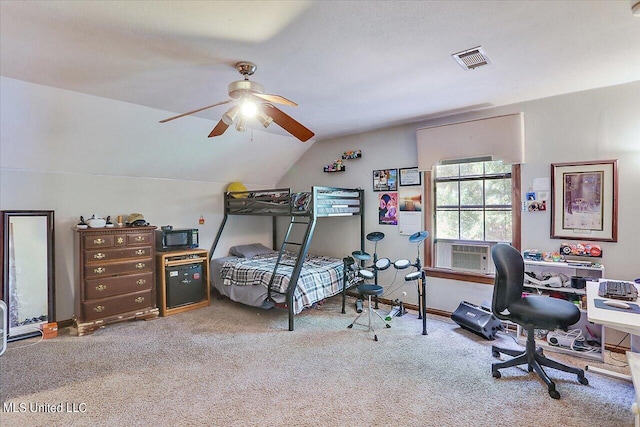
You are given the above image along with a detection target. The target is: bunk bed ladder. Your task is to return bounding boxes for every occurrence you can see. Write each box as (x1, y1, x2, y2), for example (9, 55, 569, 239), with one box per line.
(267, 215, 316, 331)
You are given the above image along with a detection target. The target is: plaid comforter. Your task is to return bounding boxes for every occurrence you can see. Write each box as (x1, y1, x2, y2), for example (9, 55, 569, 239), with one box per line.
(220, 252, 345, 314)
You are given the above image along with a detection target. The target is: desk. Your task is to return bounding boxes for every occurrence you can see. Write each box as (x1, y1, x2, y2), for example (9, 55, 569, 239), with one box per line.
(586, 280, 640, 353)
(628, 352, 640, 427)
(587, 280, 640, 425)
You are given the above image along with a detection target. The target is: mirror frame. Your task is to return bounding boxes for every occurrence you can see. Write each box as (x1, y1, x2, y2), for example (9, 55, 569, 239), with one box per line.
(1, 210, 55, 341)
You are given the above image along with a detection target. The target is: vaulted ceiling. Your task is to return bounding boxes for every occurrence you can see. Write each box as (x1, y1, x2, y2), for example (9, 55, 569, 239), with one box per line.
(1, 1, 639, 143)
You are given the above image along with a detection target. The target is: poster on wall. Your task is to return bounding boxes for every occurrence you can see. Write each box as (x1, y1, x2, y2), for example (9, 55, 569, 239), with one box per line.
(398, 187, 423, 235)
(373, 169, 398, 192)
(378, 192, 398, 225)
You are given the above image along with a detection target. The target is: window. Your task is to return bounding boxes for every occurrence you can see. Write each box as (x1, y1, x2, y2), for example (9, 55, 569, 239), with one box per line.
(430, 160, 515, 275)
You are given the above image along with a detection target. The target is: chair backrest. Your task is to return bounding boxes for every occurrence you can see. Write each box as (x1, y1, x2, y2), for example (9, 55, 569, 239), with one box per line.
(491, 244, 525, 318)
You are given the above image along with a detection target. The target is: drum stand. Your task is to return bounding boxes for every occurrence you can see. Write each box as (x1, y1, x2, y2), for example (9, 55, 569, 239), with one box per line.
(405, 231, 429, 335)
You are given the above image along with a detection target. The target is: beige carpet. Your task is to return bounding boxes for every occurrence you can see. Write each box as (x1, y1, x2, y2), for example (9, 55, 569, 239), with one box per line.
(0, 295, 635, 427)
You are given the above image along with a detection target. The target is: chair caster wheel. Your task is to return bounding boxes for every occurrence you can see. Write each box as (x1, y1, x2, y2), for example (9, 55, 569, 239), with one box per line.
(548, 389, 560, 399)
(492, 350, 500, 358)
(385, 324, 391, 328)
(578, 376, 589, 385)
(347, 324, 353, 329)
(374, 335, 378, 341)
(492, 370, 501, 379)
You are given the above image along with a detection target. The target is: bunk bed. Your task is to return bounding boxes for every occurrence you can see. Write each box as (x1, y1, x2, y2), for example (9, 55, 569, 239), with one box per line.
(210, 186, 365, 331)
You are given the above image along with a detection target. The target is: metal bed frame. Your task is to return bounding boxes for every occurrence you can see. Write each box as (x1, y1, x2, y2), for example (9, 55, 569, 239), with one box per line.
(210, 186, 365, 330)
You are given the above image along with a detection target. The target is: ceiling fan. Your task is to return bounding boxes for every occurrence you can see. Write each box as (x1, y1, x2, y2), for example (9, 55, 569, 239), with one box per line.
(159, 61, 314, 142)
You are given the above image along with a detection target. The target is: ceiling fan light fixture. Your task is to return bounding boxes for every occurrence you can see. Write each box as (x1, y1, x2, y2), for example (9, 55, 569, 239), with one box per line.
(160, 61, 314, 142)
(222, 105, 239, 125)
(240, 99, 258, 118)
(257, 111, 273, 128)
(235, 116, 248, 132)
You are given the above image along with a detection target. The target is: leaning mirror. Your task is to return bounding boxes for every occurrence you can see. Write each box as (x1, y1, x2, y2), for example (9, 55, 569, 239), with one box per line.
(1, 210, 55, 341)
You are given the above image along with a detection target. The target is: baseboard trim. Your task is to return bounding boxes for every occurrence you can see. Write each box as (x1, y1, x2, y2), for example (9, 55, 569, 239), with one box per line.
(56, 318, 74, 329)
(344, 291, 629, 353)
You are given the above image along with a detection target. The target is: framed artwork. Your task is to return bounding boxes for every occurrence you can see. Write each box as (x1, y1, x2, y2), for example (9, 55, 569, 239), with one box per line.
(399, 167, 421, 186)
(550, 160, 618, 242)
(378, 192, 398, 225)
(373, 169, 397, 192)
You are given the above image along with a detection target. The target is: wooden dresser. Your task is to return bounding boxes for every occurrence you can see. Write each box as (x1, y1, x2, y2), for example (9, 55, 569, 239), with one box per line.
(74, 226, 159, 336)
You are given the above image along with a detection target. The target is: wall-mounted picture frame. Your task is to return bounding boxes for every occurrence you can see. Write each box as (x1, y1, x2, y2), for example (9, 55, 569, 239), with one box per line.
(378, 192, 398, 225)
(399, 167, 421, 186)
(373, 169, 397, 192)
(550, 160, 618, 242)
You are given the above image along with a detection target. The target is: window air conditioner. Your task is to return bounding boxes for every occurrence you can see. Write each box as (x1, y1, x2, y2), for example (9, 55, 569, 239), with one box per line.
(451, 244, 491, 273)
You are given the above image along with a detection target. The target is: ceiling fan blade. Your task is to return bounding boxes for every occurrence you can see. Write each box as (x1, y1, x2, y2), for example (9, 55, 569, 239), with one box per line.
(263, 104, 314, 142)
(208, 120, 229, 138)
(253, 93, 298, 107)
(159, 99, 234, 123)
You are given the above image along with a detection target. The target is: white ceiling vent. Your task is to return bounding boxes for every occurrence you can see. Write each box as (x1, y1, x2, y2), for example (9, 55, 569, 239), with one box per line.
(452, 46, 491, 70)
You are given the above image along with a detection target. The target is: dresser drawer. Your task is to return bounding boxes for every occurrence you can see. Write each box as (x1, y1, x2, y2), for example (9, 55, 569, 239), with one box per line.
(84, 258, 153, 279)
(85, 272, 153, 299)
(85, 246, 152, 262)
(83, 234, 116, 249)
(82, 289, 153, 322)
(127, 232, 153, 246)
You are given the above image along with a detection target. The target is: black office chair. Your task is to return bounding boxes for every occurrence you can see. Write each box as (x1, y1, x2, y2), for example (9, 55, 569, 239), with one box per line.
(490, 244, 588, 399)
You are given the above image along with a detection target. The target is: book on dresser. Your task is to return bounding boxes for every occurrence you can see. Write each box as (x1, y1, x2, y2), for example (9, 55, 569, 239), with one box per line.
(73, 225, 159, 336)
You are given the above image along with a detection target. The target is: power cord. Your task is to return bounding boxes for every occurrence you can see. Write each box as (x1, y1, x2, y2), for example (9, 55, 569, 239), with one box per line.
(603, 333, 630, 368)
(6, 327, 44, 350)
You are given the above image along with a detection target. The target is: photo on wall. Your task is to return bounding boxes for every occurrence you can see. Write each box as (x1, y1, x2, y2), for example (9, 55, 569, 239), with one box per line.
(378, 192, 398, 225)
(399, 188, 422, 212)
(398, 187, 423, 235)
(373, 169, 398, 192)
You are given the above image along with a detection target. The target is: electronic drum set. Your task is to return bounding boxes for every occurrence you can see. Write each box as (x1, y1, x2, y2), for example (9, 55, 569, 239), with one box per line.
(350, 230, 429, 335)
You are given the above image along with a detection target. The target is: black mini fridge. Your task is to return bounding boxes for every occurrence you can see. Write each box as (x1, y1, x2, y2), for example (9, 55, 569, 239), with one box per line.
(166, 263, 205, 309)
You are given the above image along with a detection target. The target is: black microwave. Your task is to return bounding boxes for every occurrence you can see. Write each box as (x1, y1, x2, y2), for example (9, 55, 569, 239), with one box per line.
(156, 228, 199, 252)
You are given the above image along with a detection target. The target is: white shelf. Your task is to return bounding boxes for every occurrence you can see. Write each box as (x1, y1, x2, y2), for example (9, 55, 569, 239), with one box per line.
(519, 260, 605, 361)
(516, 313, 605, 362)
(523, 283, 586, 296)
(524, 259, 604, 272)
(520, 334, 604, 361)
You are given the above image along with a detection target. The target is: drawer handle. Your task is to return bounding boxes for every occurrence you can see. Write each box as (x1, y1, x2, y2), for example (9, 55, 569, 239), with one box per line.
(94, 253, 106, 260)
(93, 238, 105, 245)
(135, 236, 145, 242)
(95, 284, 107, 292)
(94, 306, 105, 313)
(135, 262, 145, 269)
(134, 297, 145, 304)
(94, 267, 105, 274)
(117, 237, 124, 244)
(135, 249, 145, 256)
(136, 278, 146, 285)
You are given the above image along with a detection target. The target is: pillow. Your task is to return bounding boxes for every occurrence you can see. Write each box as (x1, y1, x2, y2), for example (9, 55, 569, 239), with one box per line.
(229, 243, 274, 258)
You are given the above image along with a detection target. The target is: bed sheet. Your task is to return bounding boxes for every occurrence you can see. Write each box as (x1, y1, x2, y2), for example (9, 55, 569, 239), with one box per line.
(210, 255, 281, 309)
(211, 252, 345, 314)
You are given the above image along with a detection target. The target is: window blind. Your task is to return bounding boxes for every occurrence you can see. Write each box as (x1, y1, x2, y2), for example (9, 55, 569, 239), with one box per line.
(416, 113, 525, 170)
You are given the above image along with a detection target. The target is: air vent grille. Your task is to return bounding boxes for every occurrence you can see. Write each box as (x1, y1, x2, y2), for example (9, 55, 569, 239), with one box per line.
(452, 46, 491, 70)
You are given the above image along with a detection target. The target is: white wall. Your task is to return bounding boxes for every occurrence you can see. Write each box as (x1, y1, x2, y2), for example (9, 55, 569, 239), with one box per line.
(0, 77, 313, 319)
(2, 76, 639, 326)
(278, 80, 640, 316)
